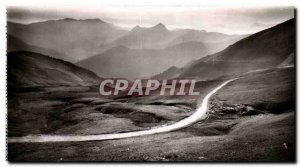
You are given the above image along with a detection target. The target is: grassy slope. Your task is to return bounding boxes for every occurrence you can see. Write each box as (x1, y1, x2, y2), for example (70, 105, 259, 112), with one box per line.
(7, 67, 295, 161)
(214, 67, 295, 113)
(7, 51, 100, 88)
(179, 19, 295, 80)
(7, 19, 295, 162)
(8, 112, 294, 162)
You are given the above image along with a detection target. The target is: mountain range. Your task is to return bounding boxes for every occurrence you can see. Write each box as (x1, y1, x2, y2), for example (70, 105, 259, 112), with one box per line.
(76, 42, 212, 79)
(7, 19, 246, 74)
(7, 14, 296, 162)
(75, 23, 246, 78)
(7, 19, 127, 62)
(157, 18, 295, 80)
(7, 18, 294, 83)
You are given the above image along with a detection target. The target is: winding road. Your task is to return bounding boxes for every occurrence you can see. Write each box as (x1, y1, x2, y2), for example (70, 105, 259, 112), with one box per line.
(8, 78, 237, 143)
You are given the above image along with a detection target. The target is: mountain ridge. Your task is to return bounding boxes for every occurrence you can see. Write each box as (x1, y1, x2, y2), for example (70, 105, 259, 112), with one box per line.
(8, 51, 100, 88)
(153, 18, 295, 80)
(179, 18, 295, 79)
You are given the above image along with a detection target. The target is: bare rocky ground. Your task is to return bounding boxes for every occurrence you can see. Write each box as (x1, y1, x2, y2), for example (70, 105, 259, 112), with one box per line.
(7, 67, 295, 162)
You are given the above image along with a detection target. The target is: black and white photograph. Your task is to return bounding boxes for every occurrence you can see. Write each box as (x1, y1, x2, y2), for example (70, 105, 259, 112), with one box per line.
(5, 5, 296, 162)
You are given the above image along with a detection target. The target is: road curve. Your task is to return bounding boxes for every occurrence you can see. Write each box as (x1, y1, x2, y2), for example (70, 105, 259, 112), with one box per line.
(8, 78, 238, 143)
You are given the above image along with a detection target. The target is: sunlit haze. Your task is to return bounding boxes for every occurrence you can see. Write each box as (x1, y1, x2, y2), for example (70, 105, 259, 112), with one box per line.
(7, 6, 294, 34)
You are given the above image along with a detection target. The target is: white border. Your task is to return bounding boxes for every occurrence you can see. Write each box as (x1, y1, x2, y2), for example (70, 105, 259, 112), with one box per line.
(0, 0, 298, 166)
(2, 0, 300, 7)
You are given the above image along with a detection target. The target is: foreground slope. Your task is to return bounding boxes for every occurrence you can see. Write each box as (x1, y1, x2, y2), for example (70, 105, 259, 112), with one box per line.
(8, 112, 294, 161)
(8, 67, 295, 160)
(213, 67, 295, 114)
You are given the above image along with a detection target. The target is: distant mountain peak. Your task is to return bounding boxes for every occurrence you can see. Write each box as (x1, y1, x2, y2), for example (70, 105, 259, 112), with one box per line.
(157, 22, 164, 26)
(168, 66, 179, 71)
(62, 18, 77, 21)
(84, 18, 104, 22)
(131, 25, 142, 32)
(130, 23, 168, 33)
(61, 18, 104, 22)
(152, 23, 168, 30)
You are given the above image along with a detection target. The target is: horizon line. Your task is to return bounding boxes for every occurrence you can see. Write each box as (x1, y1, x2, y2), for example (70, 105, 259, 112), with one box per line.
(6, 17, 255, 36)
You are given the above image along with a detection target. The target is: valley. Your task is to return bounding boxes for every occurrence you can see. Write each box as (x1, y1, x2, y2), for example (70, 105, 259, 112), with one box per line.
(6, 13, 295, 162)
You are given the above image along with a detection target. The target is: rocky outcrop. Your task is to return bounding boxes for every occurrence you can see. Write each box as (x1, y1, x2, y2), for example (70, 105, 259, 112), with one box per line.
(209, 101, 263, 116)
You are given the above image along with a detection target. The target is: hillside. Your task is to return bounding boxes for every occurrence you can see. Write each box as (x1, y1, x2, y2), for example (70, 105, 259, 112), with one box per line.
(77, 46, 169, 78)
(152, 66, 182, 80)
(170, 29, 247, 45)
(214, 67, 295, 113)
(278, 53, 294, 67)
(7, 35, 69, 59)
(77, 33, 246, 79)
(7, 51, 100, 88)
(165, 41, 210, 59)
(77, 42, 213, 79)
(178, 19, 295, 79)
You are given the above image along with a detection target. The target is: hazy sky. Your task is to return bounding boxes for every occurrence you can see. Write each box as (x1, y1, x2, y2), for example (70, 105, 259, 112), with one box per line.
(7, 6, 294, 34)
